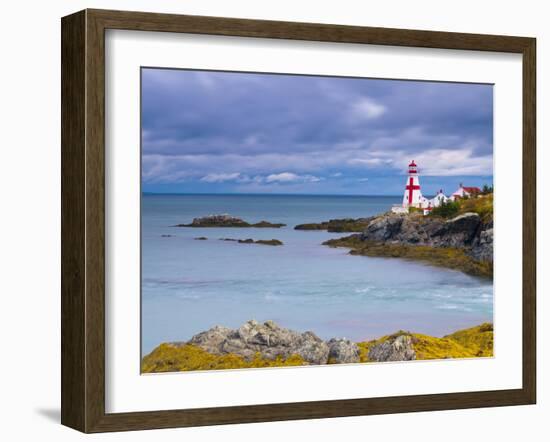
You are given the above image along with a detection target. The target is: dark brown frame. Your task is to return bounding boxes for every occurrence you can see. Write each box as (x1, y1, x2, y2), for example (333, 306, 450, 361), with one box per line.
(61, 8, 536, 433)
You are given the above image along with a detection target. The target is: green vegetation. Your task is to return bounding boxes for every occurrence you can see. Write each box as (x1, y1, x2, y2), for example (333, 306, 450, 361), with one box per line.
(295, 218, 373, 232)
(458, 193, 493, 223)
(141, 343, 305, 373)
(430, 200, 461, 218)
(323, 235, 492, 277)
(431, 193, 493, 223)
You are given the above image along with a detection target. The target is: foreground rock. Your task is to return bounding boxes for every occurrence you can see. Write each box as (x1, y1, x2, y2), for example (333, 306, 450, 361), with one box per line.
(174, 214, 285, 228)
(188, 320, 329, 364)
(367, 334, 416, 362)
(142, 322, 494, 373)
(327, 338, 360, 364)
(219, 238, 283, 246)
(295, 217, 374, 232)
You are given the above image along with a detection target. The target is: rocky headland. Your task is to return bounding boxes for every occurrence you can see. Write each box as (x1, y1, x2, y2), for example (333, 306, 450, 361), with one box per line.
(323, 210, 493, 277)
(174, 214, 285, 228)
(292, 194, 493, 277)
(141, 320, 493, 373)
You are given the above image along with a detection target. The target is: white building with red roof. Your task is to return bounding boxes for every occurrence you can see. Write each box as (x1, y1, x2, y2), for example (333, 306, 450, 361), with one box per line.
(450, 184, 482, 200)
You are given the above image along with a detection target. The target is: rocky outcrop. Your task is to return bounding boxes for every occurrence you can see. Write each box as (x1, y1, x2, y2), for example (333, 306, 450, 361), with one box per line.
(360, 212, 486, 251)
(187, 320, 329, 364)
(348, 211, 493, 268)
(175, 214, 285, 228)
(327, 338, 360, 363)
(368, 334, 416, 362)
(320, 211, 493, 276)
(469, 227, 493, 262)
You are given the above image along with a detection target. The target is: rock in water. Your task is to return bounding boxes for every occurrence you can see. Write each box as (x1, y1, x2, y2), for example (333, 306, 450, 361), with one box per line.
(327, 338, 360, 363)
(368, 334, 416, 362)
(188, 320, 329, 364)
(174, 214, 285, 228)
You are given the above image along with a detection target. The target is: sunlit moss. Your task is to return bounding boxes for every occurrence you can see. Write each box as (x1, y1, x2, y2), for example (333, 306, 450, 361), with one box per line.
(411, 333, 476, 359)
(356, 323, 494, 363)
(444, 322, 494, 357)
(141, 344, 306, 373)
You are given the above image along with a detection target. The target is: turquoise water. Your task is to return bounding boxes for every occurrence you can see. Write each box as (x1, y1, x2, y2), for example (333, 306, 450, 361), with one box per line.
(141, 194, 493, 354)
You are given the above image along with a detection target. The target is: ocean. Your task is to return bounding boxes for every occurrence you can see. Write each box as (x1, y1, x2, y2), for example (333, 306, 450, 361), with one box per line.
(141, 194, 493, 354)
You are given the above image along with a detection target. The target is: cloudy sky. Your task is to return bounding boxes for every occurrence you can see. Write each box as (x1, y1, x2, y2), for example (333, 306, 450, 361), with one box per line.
(141, 68, 493, 196)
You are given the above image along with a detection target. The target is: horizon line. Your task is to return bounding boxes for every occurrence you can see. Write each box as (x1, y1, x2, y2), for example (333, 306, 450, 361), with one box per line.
(142, 191, 406, 197)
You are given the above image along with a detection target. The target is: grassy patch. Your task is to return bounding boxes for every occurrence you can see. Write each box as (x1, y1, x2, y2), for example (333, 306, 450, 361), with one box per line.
(457, 194, 493, 223)
(323, 235, 492, 278)
(141, 344, 305, 373)
(430, 200, 461, 218)
(431, 193, 493, 223)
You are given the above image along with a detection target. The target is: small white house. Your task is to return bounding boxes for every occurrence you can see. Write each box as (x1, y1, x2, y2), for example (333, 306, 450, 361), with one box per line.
(450, 184, 481, 200)
(429, 189, 449, 207)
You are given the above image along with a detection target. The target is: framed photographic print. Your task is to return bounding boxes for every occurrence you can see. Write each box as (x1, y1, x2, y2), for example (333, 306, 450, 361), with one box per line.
(61, 9, 536, 433)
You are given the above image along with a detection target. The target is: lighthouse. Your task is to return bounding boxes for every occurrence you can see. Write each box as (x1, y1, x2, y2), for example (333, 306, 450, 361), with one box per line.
(402, 160, 424, 208)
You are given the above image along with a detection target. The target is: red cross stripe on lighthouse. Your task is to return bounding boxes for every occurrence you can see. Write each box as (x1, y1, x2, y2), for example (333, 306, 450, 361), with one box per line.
(406, 177, 420, 204)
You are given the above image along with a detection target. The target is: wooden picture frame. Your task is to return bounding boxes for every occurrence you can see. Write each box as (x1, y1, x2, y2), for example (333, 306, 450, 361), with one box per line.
(61, 8, 536, 433)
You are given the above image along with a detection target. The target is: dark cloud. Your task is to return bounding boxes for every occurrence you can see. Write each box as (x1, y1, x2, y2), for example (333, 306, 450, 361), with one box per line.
(141, 68, 493, 194)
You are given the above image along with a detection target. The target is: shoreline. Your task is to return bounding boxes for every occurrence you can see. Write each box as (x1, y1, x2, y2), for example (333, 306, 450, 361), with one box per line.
(323, 234, 493, 278)
(142, 320, 494, 373)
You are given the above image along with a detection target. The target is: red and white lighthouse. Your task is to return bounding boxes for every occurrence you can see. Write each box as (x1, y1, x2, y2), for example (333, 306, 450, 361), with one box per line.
(402, 160, 424, 208)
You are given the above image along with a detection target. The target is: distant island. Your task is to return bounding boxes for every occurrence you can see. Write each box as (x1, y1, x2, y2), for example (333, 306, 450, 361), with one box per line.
(219, 238, 283, 246)
(174, 214, 286, 228)
(142, 320, 493, 373)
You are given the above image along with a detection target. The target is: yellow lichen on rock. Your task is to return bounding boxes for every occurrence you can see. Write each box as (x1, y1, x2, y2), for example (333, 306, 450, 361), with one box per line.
(411, 333, 477, 360)
(141, 343, 306, 373)
(356, 323, 494, 363)
(444, 322, 494, 357)
(142, 323, 493, 372)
